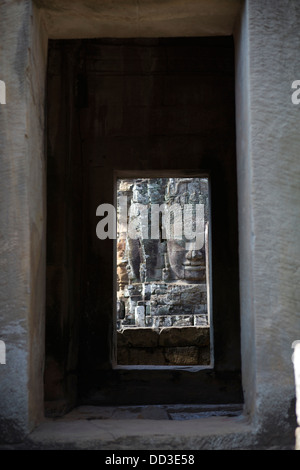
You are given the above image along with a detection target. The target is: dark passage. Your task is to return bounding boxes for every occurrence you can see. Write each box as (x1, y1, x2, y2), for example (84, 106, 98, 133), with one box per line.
(45, 37, 242, 415)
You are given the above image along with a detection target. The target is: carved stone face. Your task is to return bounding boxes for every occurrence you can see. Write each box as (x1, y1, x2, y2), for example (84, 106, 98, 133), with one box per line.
(165, 178, 207, 283)
(117, 177, 208, 286)
(167, 240, 206, 283)
(182, 247, 206, 282)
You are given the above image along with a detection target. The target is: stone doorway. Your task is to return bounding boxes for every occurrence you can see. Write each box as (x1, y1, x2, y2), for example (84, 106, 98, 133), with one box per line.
(45, 36, 242, 412)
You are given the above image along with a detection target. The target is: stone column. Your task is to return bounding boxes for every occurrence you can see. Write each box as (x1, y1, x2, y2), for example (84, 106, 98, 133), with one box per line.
(235, 0, 300, 445)
(0, 0, 47, 442)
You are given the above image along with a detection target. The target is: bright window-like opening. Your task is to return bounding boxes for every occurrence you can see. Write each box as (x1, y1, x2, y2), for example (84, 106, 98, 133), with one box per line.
(116, 176, 212, 366)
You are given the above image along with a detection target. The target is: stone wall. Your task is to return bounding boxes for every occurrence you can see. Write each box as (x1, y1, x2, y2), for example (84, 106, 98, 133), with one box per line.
(0, 0, 48, 441)
(119, 282, 208, 329)
(116, 177, 210, 365)
(234, 0, 300, 445)
(117, 177, 209, 330)
(117, 326, 210, 366)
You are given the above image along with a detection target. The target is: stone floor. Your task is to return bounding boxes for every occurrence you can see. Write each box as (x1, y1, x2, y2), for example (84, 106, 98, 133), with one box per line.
(1, 403, 296, 450)
(59, 403, 243, 421)
(0, 403, 264, 450)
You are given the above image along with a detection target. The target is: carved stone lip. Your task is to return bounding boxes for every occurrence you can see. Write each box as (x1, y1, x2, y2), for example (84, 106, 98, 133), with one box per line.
(183, 260, 205, 267)
(183, 265, 205, 270)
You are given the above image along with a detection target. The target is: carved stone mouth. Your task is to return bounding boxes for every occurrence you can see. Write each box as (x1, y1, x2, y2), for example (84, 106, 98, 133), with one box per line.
(183, 261, 204, 268)
(183, 265, 205, 270)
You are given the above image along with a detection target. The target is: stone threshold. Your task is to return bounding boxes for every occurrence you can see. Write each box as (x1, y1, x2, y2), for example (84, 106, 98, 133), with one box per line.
(8, 404, 259, 450)
(53, 403, 244, 421)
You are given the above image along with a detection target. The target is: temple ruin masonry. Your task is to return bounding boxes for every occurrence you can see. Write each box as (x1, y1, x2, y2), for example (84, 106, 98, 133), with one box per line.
(116, 177, 209, 328)
(0, 0, 299, 450)
(117, 326, 210, 366)
(116, 177, 210, 365)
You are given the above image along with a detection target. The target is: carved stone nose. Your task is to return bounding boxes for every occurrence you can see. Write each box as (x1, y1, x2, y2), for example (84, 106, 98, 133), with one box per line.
(186, 250, 202, 261)
(184, 249, 204, 265)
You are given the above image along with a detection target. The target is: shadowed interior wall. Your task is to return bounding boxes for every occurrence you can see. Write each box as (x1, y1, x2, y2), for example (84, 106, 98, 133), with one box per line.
(45, 37, 241, 410)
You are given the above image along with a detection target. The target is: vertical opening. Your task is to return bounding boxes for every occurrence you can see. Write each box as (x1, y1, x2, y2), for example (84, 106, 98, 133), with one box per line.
(45, 36, 242, 411)
(115, 176, 212, 366)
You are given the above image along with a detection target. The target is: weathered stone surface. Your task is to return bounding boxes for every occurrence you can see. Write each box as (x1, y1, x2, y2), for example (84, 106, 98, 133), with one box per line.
(165, 346, 199, 365)
(127, 347, 166, 366)
(159, 327, 209, 347)
(235, 0, 300, 442)
(117, 327, 210, 365)
(135, 306, 145, 327)
(21, 412, 255, 450)
(116, 176, 209, 332)
(0, 0, 47, 442)
(35, 0, 242, 39)
(118, 280, 209, 329)
(181, 288, 201, 304)
(115, 346, 129, 365)
(118, 328, 159, 348)
(194, 315, 209, 326)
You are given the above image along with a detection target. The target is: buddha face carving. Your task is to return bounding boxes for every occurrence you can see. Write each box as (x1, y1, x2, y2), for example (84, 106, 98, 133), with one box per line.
(117, 177, 208, 286)
(183, 247, 206, 282)
(164, 178, 208, 283)
(167, 240, 206, 283)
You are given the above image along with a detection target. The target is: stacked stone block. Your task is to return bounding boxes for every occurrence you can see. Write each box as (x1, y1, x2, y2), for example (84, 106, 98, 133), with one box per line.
(117, 326, 210, 366)
(117, 281, 208, 329)
(116, 177, 209, 330)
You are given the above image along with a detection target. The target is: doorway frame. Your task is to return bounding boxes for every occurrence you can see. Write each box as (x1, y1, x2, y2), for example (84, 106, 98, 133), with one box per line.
(2, 0, 298, 448)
